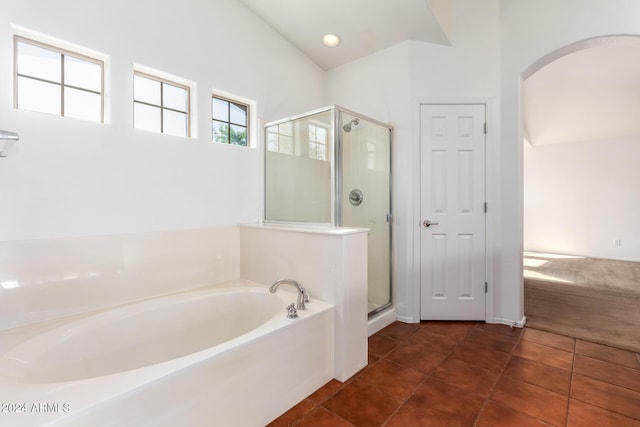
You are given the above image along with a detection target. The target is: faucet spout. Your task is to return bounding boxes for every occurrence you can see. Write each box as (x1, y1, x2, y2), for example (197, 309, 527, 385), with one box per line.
(269, 278, 307, 310)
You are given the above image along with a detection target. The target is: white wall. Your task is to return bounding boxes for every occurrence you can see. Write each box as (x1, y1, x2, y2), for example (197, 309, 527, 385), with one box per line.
(524, 138, 640, 261)
(500, 0, 640, 320)
(408, 0, 502, 322)
(522, 42, 640, 147)
(327, 42, 413, 319)
(327, 41, 412, 318)
(327, 0, 640, 326)
(0, 226, 241, 330)
(6, 0, 640, 327)
(0, 0, 326, 241)
(327, 0, 502, 323)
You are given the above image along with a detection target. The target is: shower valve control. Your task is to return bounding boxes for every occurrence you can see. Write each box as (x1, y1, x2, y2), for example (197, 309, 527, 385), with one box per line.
(349, 189, 364, 206)
(423, 220, 439, 228)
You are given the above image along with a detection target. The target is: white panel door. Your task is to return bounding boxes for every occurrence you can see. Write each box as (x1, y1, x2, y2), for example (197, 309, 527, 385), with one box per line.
(420, 104, 486, 320)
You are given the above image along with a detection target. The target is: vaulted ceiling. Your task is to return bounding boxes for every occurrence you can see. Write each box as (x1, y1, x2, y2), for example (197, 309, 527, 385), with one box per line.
(523, 38, 640, 146)
(239, 0, 453, 70)
(241, 2, 640, 147)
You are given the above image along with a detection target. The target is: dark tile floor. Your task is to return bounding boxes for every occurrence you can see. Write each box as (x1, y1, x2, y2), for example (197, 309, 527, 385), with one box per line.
(268, 321, 640, 427)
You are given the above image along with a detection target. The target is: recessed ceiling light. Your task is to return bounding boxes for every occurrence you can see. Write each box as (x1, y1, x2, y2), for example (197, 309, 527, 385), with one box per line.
(322, 33, 341, 48)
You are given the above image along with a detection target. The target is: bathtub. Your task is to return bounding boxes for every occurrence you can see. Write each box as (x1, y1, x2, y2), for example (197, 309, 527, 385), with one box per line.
(0, 279, 334, 426)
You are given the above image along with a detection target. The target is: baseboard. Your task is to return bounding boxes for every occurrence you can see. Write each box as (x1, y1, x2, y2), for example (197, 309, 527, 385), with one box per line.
(396, 314, 419, 324)
(369, 310, 528, 334)
(490, 315, 527, 329)
(368, 307, 397, 336)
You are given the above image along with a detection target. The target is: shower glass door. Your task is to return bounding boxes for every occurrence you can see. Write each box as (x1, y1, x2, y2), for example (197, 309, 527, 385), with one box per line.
(339, 111, 392, 316)
(264, 109, 333, 224)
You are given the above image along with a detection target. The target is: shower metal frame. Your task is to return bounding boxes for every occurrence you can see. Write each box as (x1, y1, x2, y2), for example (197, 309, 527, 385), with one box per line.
(263, 105, 394, 317)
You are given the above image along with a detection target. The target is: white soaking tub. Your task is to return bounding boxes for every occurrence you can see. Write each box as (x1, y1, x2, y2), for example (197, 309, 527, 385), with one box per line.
(0, 279, 334, 427)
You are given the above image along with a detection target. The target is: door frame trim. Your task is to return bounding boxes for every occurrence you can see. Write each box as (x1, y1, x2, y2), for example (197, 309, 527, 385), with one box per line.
(411, 98, 496, 323)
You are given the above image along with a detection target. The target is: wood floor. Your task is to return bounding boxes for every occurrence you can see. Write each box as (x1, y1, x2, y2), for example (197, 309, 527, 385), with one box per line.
(524, 252, 640, 353)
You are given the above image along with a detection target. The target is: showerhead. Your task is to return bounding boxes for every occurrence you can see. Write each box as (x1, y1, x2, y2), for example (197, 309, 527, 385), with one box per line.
(343, 118, 360, 133)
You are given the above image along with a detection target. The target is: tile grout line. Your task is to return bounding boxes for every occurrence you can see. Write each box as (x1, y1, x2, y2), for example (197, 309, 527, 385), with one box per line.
(346, 323, 428, 427)
(389, 322, 520, 426)
(290, 373, 355, 425)
(569, 375, 640, 421)
(296, 378, 358, 426)
(470, 323, 526, 427)
(511, 328, 577, 426)
(380, 321, 480, 427)
(571, 354, 640, 393)
(280, 322, 640, 426)
(516, 331, 640, 424)
(291, 404, 355, 427)
(565, 341, 577, 427)
(289, 394, 331, 427)
(379, 323, 436, 426)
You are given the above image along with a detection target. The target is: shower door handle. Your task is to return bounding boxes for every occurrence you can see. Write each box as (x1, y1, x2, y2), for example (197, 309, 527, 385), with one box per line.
(423, 220, 439, 228)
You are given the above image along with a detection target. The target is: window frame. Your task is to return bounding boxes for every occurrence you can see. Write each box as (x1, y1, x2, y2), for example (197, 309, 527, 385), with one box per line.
(13, 35, 105, 122)
(211, 94, 250, 146)
(133, 71, 191, 137)
(266, 122, 294, 155)
(308, 122, 328, 161)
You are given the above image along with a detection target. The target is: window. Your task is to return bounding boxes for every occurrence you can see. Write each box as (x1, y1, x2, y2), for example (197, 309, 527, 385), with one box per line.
(212, 95, 248, 146)
(308, 123, 328, 160)
(134, 72, 190, 137)
(266, 122, 294, 155)
(14, 36, 104, 122)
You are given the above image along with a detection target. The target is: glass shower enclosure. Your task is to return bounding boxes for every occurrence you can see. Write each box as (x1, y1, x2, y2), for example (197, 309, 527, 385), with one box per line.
(264, 106, 392, 316)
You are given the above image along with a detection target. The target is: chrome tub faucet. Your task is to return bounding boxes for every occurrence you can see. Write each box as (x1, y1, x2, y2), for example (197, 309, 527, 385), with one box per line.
(269, 278, 309, 310)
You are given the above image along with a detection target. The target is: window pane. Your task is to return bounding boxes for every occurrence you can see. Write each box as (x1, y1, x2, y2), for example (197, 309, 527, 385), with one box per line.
(134, 102, 161, 132)
(164, 83, 187, 112)
(65, 56, 101, 92)
(212, 97, 229, 121)
(309, 125, 316, 141)
(64, 88, 101, 122)
(317, 127, 326, 142)
(230, 102, 247, 126)
(17, 76, 61, 115)
(317, 143, 327, 160)
(134, 75, 161, 105)
(230, 124, 247, 146)
(279, 121, 292, 136)
(212, 120, 229, 143)
(17, 41, 61, 83)
(267, 132, 278, 152)
(280, 135, 293, 155)
(164, 109, 187, 137)
(266, 125, 278, 134)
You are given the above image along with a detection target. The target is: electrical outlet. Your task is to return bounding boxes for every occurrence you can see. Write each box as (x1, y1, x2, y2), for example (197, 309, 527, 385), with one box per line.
(614, 239, 622, 246)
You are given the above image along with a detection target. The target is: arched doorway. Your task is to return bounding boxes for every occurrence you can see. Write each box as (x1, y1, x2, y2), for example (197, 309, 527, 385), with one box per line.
(521, 35, 640, 352)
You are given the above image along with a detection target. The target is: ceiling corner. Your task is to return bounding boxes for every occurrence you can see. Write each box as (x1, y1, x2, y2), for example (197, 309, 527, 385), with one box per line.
(425, 0, 454, 45)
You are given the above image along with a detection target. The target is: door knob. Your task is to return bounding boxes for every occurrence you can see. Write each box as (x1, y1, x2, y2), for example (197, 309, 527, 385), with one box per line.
(423, 220, 439, 228)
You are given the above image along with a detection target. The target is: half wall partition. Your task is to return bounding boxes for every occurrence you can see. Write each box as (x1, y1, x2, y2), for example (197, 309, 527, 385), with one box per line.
(264, 106, 393, 316)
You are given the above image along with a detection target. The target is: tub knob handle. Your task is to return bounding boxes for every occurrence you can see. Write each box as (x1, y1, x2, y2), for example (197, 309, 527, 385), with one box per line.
(286, 303, 298, 319)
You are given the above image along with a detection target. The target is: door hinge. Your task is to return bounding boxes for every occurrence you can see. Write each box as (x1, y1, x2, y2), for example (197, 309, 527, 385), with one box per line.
(483, 123, 487, 134)
(485, 282, 488, 293)
(484, 202, 487, 213)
